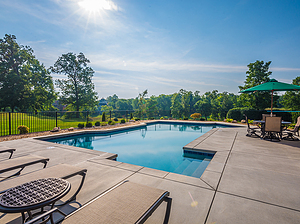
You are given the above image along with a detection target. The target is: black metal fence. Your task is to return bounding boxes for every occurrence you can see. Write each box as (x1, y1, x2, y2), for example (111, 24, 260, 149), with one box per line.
(0, 110, 172, 137)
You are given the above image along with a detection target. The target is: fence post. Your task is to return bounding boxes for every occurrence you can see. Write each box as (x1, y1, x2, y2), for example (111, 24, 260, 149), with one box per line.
(56, 112, 58, 127)
(9, 112, 11, 135)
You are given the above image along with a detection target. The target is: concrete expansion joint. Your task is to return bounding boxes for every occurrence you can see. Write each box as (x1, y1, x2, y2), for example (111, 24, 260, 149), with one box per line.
(217, 191, 300, 213)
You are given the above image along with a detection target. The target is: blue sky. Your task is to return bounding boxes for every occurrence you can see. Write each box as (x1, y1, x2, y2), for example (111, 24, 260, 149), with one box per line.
(1, 0, 300, 99)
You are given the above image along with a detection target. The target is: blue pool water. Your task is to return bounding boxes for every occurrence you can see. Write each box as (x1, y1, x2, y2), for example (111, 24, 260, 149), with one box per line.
(47, 122, 226, 177)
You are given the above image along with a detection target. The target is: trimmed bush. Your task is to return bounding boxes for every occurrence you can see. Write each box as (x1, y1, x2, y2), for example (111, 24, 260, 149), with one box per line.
(190, 113, 201, 120)
(100, 122, 106, 126)
(17, 125, 29, 134)
(108, 120, 115, 125)
(134, 118, 140, 121)
(160, 117, 164, 120)
(102, 112, 106, 122)
(113, 118, 118, 121)
(120, 119, 126, 123)
(86, 122, 93, 127)
(95, 121, 100, 126)
(78, 123, 84, 128)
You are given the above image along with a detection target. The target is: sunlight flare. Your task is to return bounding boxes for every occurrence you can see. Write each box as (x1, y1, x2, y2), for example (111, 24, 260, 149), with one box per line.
(78, 0, 118, 12)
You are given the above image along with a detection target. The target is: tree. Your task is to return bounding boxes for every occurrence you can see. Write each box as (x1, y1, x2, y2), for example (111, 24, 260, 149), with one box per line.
(51, 52, 98, 113)
(282, 76, 300, 110)
(137, 89, 148, 119)
(239, 60, 272, 110)
(0, 34, 56, 111)
(171, 93, 183, 118)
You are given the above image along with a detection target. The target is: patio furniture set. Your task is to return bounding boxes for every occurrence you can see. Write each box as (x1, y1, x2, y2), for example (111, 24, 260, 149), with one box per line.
(0, 147, 172, 224)
(245, 114, 300, 141)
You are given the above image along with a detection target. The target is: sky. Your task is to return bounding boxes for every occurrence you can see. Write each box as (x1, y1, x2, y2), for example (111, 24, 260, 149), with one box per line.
(1, 0, 300, 99)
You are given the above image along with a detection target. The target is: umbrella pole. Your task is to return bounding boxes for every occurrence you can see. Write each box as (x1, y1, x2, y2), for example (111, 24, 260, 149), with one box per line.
(271, 90, 273, 116)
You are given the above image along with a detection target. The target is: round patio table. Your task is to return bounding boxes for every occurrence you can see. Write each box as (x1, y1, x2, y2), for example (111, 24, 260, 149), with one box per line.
(0, 177, 70, 223)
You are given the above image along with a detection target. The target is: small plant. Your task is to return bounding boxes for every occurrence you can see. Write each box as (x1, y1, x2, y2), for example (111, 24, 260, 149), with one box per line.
(134, 118, 140, 121)
(78, 123, 84, 128)
(86, 122, 93, 127)
(200, 118, 205, 121)
(120, 118, 126, 123)
(190, 113, 201, 120)
(160, 117, 164, 120)
(102, 112, 106, 122)
(100, 122, 106, 126)
(95, 121, 100, 126)
(226, 118, 233, 122)
(113, 118, 118, 121)
(17, 125, 29, 134)
(183, 117, 188, 120)
(108, 120, 115, 125)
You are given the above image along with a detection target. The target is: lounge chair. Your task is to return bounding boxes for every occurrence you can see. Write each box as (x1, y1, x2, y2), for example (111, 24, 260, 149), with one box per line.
(263, 116, 282, 141)
(0, 147, 16, 159)
(283, 116, 300, 140)
(244, 114, 261, 137)
(25, 180, 172, 224)
(0, 155, 49, 181)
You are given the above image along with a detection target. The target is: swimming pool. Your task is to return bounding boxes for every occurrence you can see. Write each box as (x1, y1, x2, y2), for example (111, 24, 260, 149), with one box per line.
(47, 122, 228, 178)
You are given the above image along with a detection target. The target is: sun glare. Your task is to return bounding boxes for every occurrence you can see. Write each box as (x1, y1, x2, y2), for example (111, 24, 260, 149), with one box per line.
(78, 0, 116, 12)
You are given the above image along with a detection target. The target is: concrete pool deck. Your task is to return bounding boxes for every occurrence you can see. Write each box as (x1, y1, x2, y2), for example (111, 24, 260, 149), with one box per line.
(0, 122, 300, 223)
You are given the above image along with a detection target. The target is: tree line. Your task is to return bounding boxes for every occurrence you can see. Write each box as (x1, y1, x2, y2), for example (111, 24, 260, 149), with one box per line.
(1, 34, 300, 121)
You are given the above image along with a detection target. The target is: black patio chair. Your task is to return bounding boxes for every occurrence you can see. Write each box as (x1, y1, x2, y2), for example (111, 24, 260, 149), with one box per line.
(244, 114, 261, 137)
(283, 116, 300, 140)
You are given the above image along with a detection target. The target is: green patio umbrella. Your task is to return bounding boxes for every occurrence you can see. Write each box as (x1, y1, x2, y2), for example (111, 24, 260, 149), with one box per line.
(239, 79, 300, 115)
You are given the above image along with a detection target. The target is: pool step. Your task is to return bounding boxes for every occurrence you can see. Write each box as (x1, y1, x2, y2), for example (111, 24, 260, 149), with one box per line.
(181, 160, 202, 176)
(173, 160, 191, 174)
(191, 158, 211, 178)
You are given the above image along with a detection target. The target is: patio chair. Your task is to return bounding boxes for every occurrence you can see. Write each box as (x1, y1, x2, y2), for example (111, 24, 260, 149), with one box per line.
(244, 114, 261, 137)
(263, 116, 282, 141)
(0, 155, 49, 181)
(0, 163, 87, 205)
(283, 116, 300, 140)
(0, 147, 16, 159)
(25, 180, 172, 224)
(262, 113, 276, 121)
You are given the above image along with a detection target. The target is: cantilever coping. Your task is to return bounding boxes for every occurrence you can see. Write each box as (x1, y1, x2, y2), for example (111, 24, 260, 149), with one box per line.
(34, 123, 147, 141)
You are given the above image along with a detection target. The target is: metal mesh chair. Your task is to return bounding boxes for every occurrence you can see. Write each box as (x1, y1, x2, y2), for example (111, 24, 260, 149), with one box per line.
(283, 116, 300, 140)
(263, 116, 282, 140)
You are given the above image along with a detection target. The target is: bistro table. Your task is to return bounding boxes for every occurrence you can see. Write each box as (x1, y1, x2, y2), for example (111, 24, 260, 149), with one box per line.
(253, 120, 291, 139)
(0, 178, 70, 224)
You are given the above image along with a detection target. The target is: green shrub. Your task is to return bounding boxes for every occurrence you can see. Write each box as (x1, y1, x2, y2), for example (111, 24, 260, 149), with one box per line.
(113, 118, 118, 121)
(100, 122, 106, 126)
(108, 120, 115, 125)
(95, 121, 100, 126)
(200, 118, 205, 121)
(102, 112, 106, 122)
(183, 117, 188, 120)
(227, 108, 243, 121)
(86, 122, 93, 127)
(226, 118, 233, 122)
(120, 119, 126, 123)
(78, 123, 84, 128)
(134, 118, 140, 121)
(17, 125, 29, 134)
(160, 117, 164, 120)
